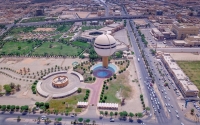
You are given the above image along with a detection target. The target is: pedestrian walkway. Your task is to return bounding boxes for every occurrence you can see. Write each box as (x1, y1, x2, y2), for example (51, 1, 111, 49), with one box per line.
(86, 78, 104, 105)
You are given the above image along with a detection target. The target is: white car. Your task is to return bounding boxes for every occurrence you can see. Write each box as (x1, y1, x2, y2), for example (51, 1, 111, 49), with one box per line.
(168, 109, 171, 113)
(164, 96, 167, 99)
(168, 97, 170, 101)
(175, 110, 178, 114)
(110, 118, 115, 122)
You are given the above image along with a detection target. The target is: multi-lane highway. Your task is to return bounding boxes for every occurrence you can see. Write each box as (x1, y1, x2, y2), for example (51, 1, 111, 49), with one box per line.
(16, 15, 147, 27)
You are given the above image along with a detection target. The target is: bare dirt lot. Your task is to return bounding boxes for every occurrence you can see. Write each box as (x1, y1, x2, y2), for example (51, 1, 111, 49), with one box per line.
(33, 28, 56, 32)
(170, 53, 200, 61)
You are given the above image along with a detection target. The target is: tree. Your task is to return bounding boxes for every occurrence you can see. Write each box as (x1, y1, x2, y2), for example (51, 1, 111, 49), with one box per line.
(44, 103, 49, 109)
(110, 112, 113, 118)
(3, 85, 11, 94)
(114, 112, 118, 117)
(150, 49, 156, 55)
(129, 112, 134, 119)
(16, 84, 21, 91)
(92, 120, 96, 125)
(100, 111, 104, 115)
(35, 102, 40, 107)
(191, 109, 194, 115)
(123, 111, 128, 117)
(37, 116, 41, 122)
(1, 105, 6, 111)
(57, 117, 62, 122)
(10, 83, 15, 89)
(18, 46, 21, 50)
(78, 88, 82, 93)
(105, 111, 108, 116)
(78, 118, 83, 123)
(39, 102, 44, 107)
(137, 113, 143, 118)
(145, 107, 150, 111)
(85, 119, 90, 123)
(17, 115, 21, 122)
(119, 112, 124, 118)
(6, 105, 10, 110)
(164, 83, 168, 87)
(10, 105, 15, 111)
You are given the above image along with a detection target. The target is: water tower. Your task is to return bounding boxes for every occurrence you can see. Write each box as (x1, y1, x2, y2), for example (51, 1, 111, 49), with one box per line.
(94, 34, 116, 68)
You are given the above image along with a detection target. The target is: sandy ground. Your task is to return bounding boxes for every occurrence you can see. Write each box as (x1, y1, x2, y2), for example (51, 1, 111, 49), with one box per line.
(0, 57, 87, 73)
(75, 12, 90, 18)
(113, 29, 130, 46)
(33, 28, 56, 32)
(88, 14, 98, 18)
(0, 57, 88, 105)
(119, 60, 143, 113)
(170, 53, 200, 61)
(134, 19, 147, 25)
(129, 11, 137, 15)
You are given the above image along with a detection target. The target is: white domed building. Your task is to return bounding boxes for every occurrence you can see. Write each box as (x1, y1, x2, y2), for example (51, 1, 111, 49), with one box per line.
(94, 34, 116, 68)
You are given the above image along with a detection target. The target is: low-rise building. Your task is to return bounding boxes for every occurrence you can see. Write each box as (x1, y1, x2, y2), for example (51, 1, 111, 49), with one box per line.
(78, 23, 124, 42)
(151, 28, 164, 40)
(173, 34, 200, 47)
(172, 23, 199, 40)
(161, 53, 199, 97)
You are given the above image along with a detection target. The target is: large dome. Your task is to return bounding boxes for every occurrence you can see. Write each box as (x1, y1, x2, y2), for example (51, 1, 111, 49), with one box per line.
(94, 34, 116, 57)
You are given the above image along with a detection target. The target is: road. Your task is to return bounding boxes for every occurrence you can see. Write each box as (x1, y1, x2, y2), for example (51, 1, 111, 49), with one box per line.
(0, 112, 161, 125)
(127, 20, 168, 124)
(98, 0, 109, 17)
(122, 3, 197, 124)
(16, 15, 147, 27)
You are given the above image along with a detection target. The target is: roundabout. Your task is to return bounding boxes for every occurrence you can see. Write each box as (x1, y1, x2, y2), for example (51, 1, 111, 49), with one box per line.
(36, 71, 83, 98)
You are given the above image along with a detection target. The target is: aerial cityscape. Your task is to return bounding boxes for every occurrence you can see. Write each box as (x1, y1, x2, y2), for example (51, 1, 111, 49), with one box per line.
(0, 0, 200, 125)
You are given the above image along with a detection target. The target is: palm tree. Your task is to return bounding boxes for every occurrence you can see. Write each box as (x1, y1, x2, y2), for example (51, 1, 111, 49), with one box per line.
(17, 115, 21, 122)
(191, 109, 194, 115)
(92, 120, 96, 125)
(110, 112, 113, 118)
(37, 116, 40, 123)
(16, 84, 21, 91)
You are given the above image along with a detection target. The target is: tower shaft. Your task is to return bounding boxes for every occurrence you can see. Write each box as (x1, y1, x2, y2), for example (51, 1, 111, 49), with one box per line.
(102, 56, 109, 68)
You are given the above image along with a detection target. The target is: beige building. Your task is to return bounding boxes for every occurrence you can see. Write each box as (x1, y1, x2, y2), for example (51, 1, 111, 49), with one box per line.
(173, 34, 200, 47)
(151, 28, 164, 40)
(172, 23, 199, 40)
(161, 53, 199, 97)
(79, 23, 124, 42)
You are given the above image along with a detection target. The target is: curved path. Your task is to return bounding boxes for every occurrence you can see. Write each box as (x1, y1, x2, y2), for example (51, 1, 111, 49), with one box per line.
(86, 78, 105, 106)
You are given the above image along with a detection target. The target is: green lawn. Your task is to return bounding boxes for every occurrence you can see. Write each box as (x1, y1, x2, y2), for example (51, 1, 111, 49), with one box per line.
(9, 27, 36, 35)
(49, 90, 86, 113)
(0, 41, 35, 55)
(104, 72, 132, 103)
(177, 61, 200, 96)
(21, 17, 46, 23)
(52, 34, 62, 39)
(72, 41, 91, 48)
(33, 42, 83, 56)
(56, 25, 71, 33)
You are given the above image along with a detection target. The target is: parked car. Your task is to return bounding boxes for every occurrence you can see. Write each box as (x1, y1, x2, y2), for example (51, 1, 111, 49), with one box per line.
(110, 118, 115, 122)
